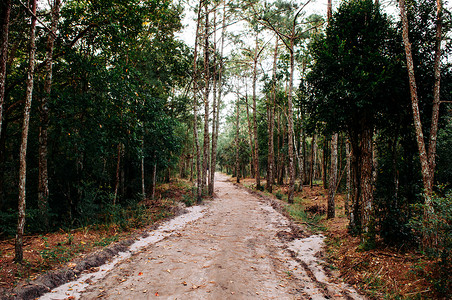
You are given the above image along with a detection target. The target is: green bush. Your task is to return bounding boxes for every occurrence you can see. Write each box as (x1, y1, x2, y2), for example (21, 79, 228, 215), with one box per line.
(409, 191, 452, 295)
(275, 191, 283, 200)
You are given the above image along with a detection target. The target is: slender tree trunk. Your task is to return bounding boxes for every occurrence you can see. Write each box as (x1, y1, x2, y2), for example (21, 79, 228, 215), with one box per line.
(245, 89, 254, 178)
(15, 0, 37, 263)
(141, 139, 145, 200)
(313, 137, 318, 181)
(151, 161, 157, 201)
(360, 126, 374, 243)
(399, 0, 443, 248)
(322, 139, 327, 189)
(287, 40, 296, 204)
(38, 0, 60, 228)
(310, 135, 316, 188)
(252, 33, 260, 188)
(202, 3, 210, 192)
(327, 0, 332, 21)
(278, 111, 286, 185)
(276, 111, 282, 185)
(267, 39, 278, 192)
(345, 140, 351, 217)
(349, 139, 361, 231)
(113, 143, 121, 205)
(235, 96, 240, 183)
(0, 0, 11, 138)
(190, 143, 194, 183)
(328, 133, 338, 219)
(209, 8, 217, 196)
(398, 0, 432, 196)
(192, 0, 202, 202)
(428, 0, 442, 189)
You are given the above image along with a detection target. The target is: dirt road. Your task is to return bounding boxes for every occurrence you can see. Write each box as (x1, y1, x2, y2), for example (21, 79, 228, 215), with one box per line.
(40, 173, 364, 300)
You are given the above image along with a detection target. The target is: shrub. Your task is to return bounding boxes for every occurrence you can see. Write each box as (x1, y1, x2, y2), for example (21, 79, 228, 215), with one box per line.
(409, 191, 452, 296)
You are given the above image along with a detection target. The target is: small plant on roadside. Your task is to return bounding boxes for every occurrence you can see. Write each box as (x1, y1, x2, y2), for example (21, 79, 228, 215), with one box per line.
(183, 194, 195, 207)
(409, 191, 452, 296)
(275, 191, 283, 200)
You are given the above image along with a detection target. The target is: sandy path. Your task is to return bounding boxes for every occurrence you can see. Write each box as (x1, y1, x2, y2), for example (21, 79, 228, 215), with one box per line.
(40, 173, 364, 300)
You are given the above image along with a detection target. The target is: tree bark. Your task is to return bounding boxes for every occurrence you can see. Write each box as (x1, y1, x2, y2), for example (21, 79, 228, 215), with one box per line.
(202, 3, 210, 192)
(16, 0, 37, 263)
(267, 39, 278, 193)
(113, 143, 121, 205)
(209, 7, 217, 196)
(245, 89, 254, 178)
(0, 0, 11, 138)
(427, 0, 442, 190)
(252, 33, 260, 188)
(151, 162, 157, 201)
(235, 95, 240, 183)
(345, 139, 351, 217)
(360, 126, 374, 243)
(192, 0, 203, 202)
(398, 0, 432, 196)
(141, 139, 145, 200)
(310, 135, 316, 188)
(38, 0, 60, 228)
(327, 133, 338, 219)
(327, 0, 332, 21)
(287, 39, 296, 204)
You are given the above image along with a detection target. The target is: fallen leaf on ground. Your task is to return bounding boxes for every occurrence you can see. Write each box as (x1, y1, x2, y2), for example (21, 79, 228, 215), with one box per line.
(138, 272, 143, 276)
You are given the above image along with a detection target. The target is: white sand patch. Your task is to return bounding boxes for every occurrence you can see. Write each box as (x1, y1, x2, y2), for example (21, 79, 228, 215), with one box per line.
(39, 205, 207, 300)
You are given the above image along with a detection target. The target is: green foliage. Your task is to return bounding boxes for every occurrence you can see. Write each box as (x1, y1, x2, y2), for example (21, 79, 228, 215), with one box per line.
(409, 192, 452, 295)
(183, 192, 196, 207)
(0, 0, 193, 237)
(436, 117, 452, 186)
(275, 191, 283, 200)
(307, 0, 405, 136)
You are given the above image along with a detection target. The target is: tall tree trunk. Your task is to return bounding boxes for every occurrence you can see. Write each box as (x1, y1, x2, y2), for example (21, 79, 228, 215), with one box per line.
(326, 0, 337, 218)
(202, 3, 210, 192)
(398, 0, 433, 196)
(278, 111, 286, 185)
(151, 161, 157, 201)
(192, 0, 202, 202)
(252, 33, 260, 189)
(345, 140, 351, 217)
(16, 0, 37, 263)
(327, 133, 338, 219)
(276, 111, 282, 185)
(327, 0, 332, 21)
(210, 1, 225, 195)
(399, 0, 443, 248)
(360, 126, 374, 244)
(322, 139, 327, 188)
(267, 39, 278, 193)
(38, 0, 60, 228)
(428, 0, 442, 190)
(0, 0, 11, 138)
(310, 135, 316, 188)
(113, 143, 121, 205)
(287, 40, 296, 204)
(235, 95, 240, 183)
(349, 138, 361, 232)
(141, 139, 145, 200)
(209, 8, 217, 196)
(245, 89, 254, 178)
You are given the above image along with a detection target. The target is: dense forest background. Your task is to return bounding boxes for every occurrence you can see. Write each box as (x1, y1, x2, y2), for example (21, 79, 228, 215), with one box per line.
(0, 0, 451, 294)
